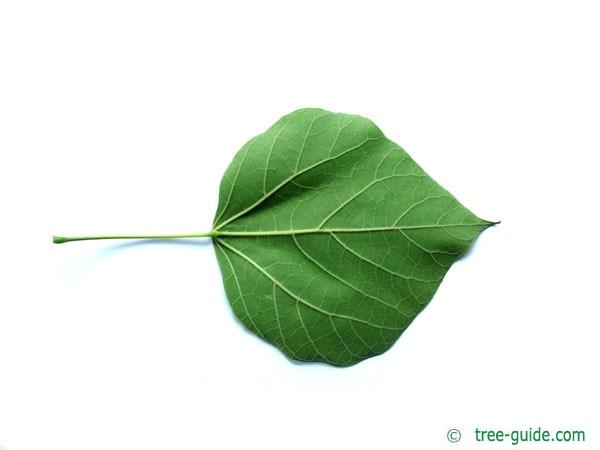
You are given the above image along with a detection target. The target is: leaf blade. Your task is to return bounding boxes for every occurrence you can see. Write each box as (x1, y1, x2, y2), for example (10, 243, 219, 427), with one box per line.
(213, 108, 492, 366)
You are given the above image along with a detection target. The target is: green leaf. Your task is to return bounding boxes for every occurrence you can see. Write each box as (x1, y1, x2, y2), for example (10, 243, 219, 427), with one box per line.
(212, 108, 493, 366)
(53, 107, 495, 367)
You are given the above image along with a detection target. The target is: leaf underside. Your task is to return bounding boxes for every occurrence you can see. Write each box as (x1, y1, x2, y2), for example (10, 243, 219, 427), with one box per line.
(213, 108, 492, 366)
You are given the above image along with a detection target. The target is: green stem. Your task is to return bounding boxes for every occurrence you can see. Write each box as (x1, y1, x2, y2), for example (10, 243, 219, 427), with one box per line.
(53, 231, 216, 244)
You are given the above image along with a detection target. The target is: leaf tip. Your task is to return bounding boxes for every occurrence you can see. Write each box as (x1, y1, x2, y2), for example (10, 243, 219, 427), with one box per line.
(52, 236, 67, 244)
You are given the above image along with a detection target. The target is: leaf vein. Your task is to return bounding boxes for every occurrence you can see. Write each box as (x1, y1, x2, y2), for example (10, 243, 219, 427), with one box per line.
(214, 136, 383, 229)
(216, 238, 402, 331)
(318, 174, 427, 229)
(330, 232, 442, 283)
(291, 234, 407, 317)
(215, 242, 265, 339)
(262, 117, 291, 195)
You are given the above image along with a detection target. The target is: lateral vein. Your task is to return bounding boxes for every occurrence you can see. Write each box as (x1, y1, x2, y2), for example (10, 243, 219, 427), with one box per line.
(216, 238, 403, 331)
(214, 136, 382, 230)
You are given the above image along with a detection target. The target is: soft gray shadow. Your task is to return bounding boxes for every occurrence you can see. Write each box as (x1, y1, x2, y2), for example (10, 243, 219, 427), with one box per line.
(93, 237, 213, 261)
(103, 237, 213, 252)
(457, 221, 500, 261)
(58, 238, 213, 279)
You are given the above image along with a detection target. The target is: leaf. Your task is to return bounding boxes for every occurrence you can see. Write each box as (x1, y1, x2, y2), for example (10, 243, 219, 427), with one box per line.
(212, 108, 493, 366)
(52, 107, 494, 366)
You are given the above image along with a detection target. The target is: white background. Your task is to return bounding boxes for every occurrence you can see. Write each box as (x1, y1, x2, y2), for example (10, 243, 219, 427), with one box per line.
(1, 1, 598, 449)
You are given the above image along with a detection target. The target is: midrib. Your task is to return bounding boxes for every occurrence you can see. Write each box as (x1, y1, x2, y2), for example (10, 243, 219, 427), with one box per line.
(214, 223, 489, 237)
